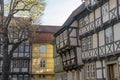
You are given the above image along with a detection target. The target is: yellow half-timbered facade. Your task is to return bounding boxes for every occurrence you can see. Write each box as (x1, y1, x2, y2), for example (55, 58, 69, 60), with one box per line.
(55, 0, 120, 80)
(31, 26, 60, 80)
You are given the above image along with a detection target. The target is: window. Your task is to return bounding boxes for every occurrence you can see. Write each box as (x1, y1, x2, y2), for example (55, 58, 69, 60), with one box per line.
(91, 0, 97, 5)
(102, 2, 109, 16)
(24, 75, 29, 80)
(105, 27, 113, 44)
(63, 73, 67, 80)
(86, 65, 90, 79)
(82, 36, 92, 51)
(22, 60, 28, 68)
(82, 39, 86, 51)
(13, 60, 28, 68)
(87, 36, 92, 49)
(24, 77, 29, 80)
(39, 75, 46, 79)
(40, 59, 45, 67)
(84, 15, 89, 25)
(40, 45, 46, 53)
(85, 63, 96, 79)
(91, 64, 95, 78)
(13, 60, 19, 68)
(18, 77, 23, 80)
(19, 45, 24, 53)
(85, 0, 90, 6)
(25, 45, 29, 53)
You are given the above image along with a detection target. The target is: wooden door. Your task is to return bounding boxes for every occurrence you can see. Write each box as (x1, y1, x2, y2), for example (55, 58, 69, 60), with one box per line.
(107, 63, 118, 80)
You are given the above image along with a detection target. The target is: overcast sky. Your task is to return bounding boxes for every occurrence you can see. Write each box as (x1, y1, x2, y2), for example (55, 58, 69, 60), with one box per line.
(39, 0, 82, 26)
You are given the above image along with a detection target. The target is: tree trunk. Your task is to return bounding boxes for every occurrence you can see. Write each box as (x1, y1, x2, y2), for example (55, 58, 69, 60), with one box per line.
(2, 48, 11, 80)
(2, 29, 10, 80)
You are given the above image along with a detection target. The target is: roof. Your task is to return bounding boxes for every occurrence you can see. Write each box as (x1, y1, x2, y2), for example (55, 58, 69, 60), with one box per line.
(63, 2, 85, 27)
(55, 3, 85, 36)
(37, 25, 61, 34)
(30, 25, 61, 43)
(30, 32, 55, 43)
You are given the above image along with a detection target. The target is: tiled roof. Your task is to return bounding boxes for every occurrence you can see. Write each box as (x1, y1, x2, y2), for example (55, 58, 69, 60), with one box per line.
(30, 32, 55, 43)
(30, 25, 61, 43)
(36, 25, 61, 34)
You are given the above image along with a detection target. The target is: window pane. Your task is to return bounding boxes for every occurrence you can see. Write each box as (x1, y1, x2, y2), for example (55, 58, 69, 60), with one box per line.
(13, 60, 19, 68)
(19, 45, 24, 53)
(84, 15, 89, 25)
(39, 75, 46, 79)
(40, 59, 45, 67)
(25, 45, 29, 53)
(22, 60, 28, 68)
(105, 27, 113, 43)
(40, 45, 46, 53)
(91, 0, 97, 5)
(102, 2, 109, 16)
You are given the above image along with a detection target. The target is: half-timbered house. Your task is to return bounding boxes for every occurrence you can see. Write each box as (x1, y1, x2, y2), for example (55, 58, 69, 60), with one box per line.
(55, 0, 120, 80)
(79, 0, 120, 80)
(54, 4, 85, 80)
(54, 44, 67, 80)
(0, 18, 30, 80)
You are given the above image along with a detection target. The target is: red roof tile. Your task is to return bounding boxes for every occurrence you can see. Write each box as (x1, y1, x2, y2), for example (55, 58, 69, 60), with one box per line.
(30, 25, 61, 43)
(37, 25, 61, 34)
(30, 32, 55, 43)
